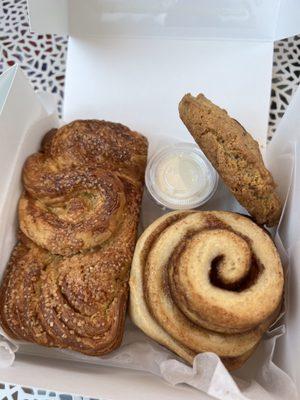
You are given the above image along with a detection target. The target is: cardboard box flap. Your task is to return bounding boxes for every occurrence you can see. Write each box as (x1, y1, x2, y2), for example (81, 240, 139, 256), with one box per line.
(27, 0, 68, 35)
(0, 65, 17, 115)
(267, 85, 300, 390)
(0, 65, 59, 273)
(274, 0, 300, 41)
(28, 0, 299, 41)
(0, 65, 46, 211)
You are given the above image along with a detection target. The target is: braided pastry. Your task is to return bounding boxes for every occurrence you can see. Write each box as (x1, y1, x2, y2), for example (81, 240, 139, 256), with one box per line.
(0, 120, 148, 355)
(20, 165, 126, 256)
(130, 211, 283, 370)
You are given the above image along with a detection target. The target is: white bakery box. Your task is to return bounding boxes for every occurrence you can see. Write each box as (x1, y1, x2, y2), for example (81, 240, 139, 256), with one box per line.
(0, 1, 300, 399)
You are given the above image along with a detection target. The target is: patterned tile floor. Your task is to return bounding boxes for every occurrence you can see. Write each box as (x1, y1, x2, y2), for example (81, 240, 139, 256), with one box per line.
(270, 34, 300, 138)
(0, 0, 67, 116)
(0, 383, 94, 400)
(0, 1, 300, 399)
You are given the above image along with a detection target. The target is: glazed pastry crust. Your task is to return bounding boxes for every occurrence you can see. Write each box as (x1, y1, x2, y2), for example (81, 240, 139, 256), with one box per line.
(179, 94, 282, 227)
(0, 120, 148, 356)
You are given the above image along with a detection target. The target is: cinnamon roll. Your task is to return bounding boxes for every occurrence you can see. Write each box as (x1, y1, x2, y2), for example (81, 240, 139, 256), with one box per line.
(130, 211, 283, 370)
(0, 120, 148, 356)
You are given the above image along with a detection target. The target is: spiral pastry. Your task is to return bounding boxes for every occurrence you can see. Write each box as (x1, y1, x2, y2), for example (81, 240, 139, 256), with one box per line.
(0, 234, 56, 346)
(20, 164, 126, 256)
(0, 217, 133, 354)
(130, 211, 283, 370)
(0, 120, 148, 356)
(45, 120, 147, 182)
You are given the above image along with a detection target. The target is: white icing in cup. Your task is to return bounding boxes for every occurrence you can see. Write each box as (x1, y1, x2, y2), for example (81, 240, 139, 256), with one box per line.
(145, 143, 218, 210)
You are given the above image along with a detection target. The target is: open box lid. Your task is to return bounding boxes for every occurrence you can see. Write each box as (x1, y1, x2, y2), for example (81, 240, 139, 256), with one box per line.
(28, 0, 300, 41)
(25, 0, 300, 156)
(24, 1, 298, 149)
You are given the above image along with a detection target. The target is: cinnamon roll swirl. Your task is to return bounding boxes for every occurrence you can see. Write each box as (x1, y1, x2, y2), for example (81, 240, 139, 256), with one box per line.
(130, 211, 283, 370)
(0, 120, 148, 356)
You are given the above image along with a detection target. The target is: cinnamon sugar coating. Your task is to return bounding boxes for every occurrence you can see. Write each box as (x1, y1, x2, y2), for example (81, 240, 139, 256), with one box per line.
(0, 120, 148, 355)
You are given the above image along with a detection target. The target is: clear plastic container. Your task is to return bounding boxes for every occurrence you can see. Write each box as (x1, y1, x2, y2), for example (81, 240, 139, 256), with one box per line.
(145, 142, 218, 210)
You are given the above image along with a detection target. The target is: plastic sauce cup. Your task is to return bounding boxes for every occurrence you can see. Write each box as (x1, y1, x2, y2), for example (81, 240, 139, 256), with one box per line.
(145, 143, 218, 210)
